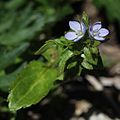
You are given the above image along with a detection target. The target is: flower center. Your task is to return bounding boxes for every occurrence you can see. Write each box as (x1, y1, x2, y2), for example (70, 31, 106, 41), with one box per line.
(93, 31, 98, 36)
(76, 31, 83, 36)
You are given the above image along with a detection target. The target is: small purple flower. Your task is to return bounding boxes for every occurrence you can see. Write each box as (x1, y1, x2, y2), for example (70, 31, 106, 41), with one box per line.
(89, 22, 109, 41)
(65, 21, 86, 42)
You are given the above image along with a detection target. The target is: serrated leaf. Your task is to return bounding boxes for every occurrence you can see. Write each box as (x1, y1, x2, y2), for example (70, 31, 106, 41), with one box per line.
(36, 38, 66, 65)
(81, 60, 93, 70)
(58, 49, 73, 74)
(57, 73, 64, 81)
(93, 41, 101, 47)
(83, 47, 98, 65)
(67, 61, 77, 69)
(8, 61, 57, 111)
(42, 47, 60, 64)
(35, 40, 56, 55)
(55, 36, 73, 47)
(35, 37, 73, 56)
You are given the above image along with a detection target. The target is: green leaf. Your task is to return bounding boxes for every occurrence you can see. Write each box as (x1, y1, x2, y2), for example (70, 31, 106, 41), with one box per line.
(82, 11, 89, 28)
(42, 47, 60, 64)
(36, 38, 70, 66)
(58, 49, 73, 74)
(67, 61, 77, 69)
(82, 47, 98, 65)
(93, 41, 101, 47)
(35, 37, 73, 56)
(55, 36, 73, 47)
(57, 73, 64, 81)
(40, 45, 63, 65)
(8, 61, 58, 111)
(35, 40, 56, 55)
(81, 60, 93, 70)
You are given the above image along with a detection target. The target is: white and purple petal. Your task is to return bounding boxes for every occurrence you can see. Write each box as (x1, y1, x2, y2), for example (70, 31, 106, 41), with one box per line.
(69, 21, 81, 32)
(99, 28, 109, 37)
(64, 32, 77, 40)
(93, 22, 102, 31)
(73, 35, 83, 42)
(94, 36, 105, 41)
(81, 22, 86, 33)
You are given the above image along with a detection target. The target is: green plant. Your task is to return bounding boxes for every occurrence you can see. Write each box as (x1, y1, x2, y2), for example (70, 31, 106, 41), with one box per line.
(7, 12, 109, 111)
